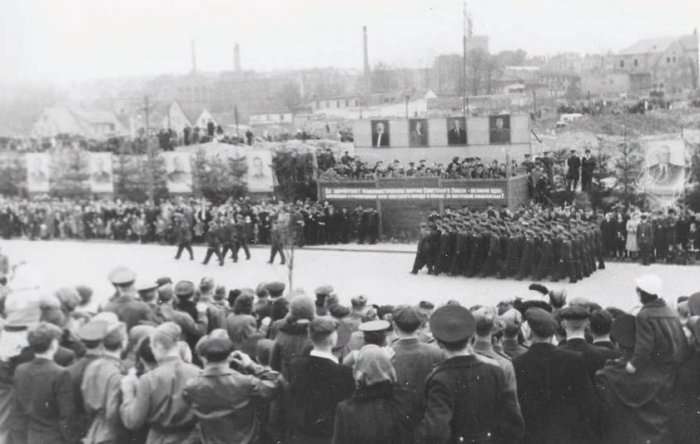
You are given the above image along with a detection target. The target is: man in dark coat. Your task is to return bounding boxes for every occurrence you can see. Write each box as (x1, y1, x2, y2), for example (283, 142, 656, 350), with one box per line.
(286, 317, 355, 444)
(12, 322, 78, 444)
(558, 306, 619, 381)
(173, 214, 194, 260)
(566, 149, 581, 192)
(581, 149, 596, 191)
(671, 313, 700, 444)
(411, 223, 436, 275)
(513, 308, 601, 444)
(202, 220, 224, 266)
(414, 305, 524, 444)
(637, 214, 655, 266)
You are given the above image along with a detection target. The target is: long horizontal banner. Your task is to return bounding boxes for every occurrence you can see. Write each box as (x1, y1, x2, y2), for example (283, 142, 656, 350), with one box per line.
(322, 186, 505, 200)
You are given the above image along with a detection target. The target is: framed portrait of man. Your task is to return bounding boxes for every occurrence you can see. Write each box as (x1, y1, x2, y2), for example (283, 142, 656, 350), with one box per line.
(371, 120, 390, 147)
(88, 153, 114, 193)
(247, 150, 274, 192)
(446, 117, 467, 146)
(409, 119, 429, 147)
(162, 152, 193, 193)
(489, 115, 511, 144)
(26, 153, 50, 193)
(639, 139, 686, 195)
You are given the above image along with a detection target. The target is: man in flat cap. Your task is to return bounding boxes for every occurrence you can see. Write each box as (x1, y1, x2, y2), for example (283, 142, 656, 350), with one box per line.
(414, 305, 524, 444)
(102, 267, 156, 331)
(390, 305, 444, 404)
(513, 308, 600, 444)
(286, 317, 355, 444)
(81, 322, 127, 444)
(558, 305, 617, 381)
(120, 322, 200, 444)
(183, 335, 283, 444)
(314, 285, 333, 316)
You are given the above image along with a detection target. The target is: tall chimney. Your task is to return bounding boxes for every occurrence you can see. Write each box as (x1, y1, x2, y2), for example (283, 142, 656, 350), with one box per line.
(234, 42, 241, 72)
(363, 26, 371, 100)
(190, 39, 197, 74)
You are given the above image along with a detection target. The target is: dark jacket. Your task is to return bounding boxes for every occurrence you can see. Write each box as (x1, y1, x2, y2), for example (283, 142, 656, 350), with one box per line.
(287, 355, 355, 440)
(670, 348, 700, 444)
(12, 357, 78, 444)
(630, 298, 687, 374)
(102, 295, 156, 331)
(390, 338, 444, 403)
(332, 382, 422, 444)
(513, 343, 601, 444)
(271, 319, 312, 380)
(559, 338, 619, 381)
(414, 355, 524, 444)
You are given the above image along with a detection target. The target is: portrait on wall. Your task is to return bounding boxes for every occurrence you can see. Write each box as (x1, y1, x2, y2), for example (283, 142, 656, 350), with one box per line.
(446, 117, 467, 145)
(489, 115, 511, 144)
(162, 152, 193, 193)
(409, 119, 429, 147)
(371, 120, 390, 147)
(639, 139, 687, 195)
(247, 150, 274, 192)
(26, 153, 50, 193)
(88, 153, 114, 193)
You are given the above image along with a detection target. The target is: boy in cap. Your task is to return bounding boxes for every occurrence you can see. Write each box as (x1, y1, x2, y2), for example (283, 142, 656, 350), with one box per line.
(12, 322, 78, 444)
(287, 317, 355, 444)
(182, 335, 283, 444)
(391, 305, 444, 403)
(414, 305, 524, 444)
(120, 322, 201, 444)
(513, 308, 600, 444)
(81, 322, 128, 444)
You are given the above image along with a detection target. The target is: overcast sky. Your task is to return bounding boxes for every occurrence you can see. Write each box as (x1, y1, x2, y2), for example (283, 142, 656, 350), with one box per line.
(1, 0, 698, 85)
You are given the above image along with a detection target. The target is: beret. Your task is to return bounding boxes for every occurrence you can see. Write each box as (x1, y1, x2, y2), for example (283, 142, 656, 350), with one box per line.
(77, 320, 109, 341)
(329, 304, 351, 318)
(359, 320, 391, 333)
(175, 281, 195, 298)
(610, 314, 636, 348)
(108, 267, 136, 286)
(430, 305, 476, 343)
(525, 307, 558, 337)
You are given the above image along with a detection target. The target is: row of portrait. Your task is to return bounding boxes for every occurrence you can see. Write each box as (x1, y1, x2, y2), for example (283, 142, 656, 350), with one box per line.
(371, 115, 512, 148)
(25, 150, 275, 194)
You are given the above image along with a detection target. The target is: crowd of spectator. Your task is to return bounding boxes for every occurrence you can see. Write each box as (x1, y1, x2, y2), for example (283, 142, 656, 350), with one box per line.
(1, 260, 699, 443)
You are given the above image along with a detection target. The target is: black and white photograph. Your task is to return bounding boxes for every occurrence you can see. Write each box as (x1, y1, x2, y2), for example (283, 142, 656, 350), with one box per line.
(3, 1, 700, 444)
(489, 114, 511, 144)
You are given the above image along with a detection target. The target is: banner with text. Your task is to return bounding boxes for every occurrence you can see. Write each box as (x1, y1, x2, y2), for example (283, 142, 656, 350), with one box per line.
(322, 186, 506, 201)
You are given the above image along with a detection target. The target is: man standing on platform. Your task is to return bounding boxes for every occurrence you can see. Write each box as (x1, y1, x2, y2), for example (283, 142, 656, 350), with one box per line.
(581, 149, 596, 192)
(566, 149, 581, 192)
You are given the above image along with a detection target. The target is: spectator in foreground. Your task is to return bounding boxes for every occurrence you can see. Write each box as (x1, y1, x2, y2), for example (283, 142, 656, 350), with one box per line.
(332, 345, 422, 444)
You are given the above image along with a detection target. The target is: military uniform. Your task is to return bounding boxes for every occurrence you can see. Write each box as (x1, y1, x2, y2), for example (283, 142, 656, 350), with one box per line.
(202, 221, 224, 266)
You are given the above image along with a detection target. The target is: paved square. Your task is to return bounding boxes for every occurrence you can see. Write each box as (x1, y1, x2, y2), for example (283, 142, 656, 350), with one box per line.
(2, 240, 697, 312)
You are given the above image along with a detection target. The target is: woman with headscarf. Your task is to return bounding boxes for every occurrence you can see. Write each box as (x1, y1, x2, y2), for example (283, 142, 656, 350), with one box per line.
(332, 345, 422, 444)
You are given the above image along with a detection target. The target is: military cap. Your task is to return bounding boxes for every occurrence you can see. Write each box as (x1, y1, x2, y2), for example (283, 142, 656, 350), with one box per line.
(393, 306, 424, 332)
(156, 277, 172, 287)
(524, 307, 558, 337)
(610, 314, 636, 348)
(688, 292, 700, 316)
(92, 312, 119, 326)
(137, 281, 158, 293)
(175, 281, 196, 298)
(103, 323, 127, 349)
(77, 320, 109, 342)
(559, 305, 589, 321)
(108, 267, 136, 286)
(430, 305, 476, 343)
(266, 281, 286, 297)
(315, 285, 334, 296)
(197, 336, 234, 358)
(359, 319, 391, 333)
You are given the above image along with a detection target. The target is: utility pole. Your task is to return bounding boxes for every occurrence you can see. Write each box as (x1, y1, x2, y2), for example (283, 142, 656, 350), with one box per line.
(140, 95, 155, 203)
(405, 95, 410, 119)
(234, 106, 239, 140)
(462, 1, 468, 117)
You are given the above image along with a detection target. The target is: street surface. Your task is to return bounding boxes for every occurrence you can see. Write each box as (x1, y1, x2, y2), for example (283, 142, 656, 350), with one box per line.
(2, 239, 697, 312)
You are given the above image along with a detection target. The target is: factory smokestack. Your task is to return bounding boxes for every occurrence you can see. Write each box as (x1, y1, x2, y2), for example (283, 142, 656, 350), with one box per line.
(363, 26, 371, 100)
(234, 42, 241, 72)
(190, 39, 197, 74)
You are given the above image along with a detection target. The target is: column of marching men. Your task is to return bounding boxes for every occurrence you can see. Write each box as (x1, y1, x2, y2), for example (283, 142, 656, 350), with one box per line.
(2, 262, 700, 443)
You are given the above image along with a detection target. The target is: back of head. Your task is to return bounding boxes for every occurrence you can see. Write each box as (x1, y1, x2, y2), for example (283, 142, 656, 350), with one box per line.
(354, 345, 397, 387)
(393, 305, 424, 334)
(27, 322, 62, 354)
(308, 316, 338, 346)
(589, 309, 613, 336)
(289, 295, 315, 322)
(152, 322, 182, 352)
(233, 294, 255, 315)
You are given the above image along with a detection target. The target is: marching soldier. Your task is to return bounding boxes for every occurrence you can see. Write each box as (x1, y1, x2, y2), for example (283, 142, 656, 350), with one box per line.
(202, 219, 224, 266)
(173, 214, 194, 261)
